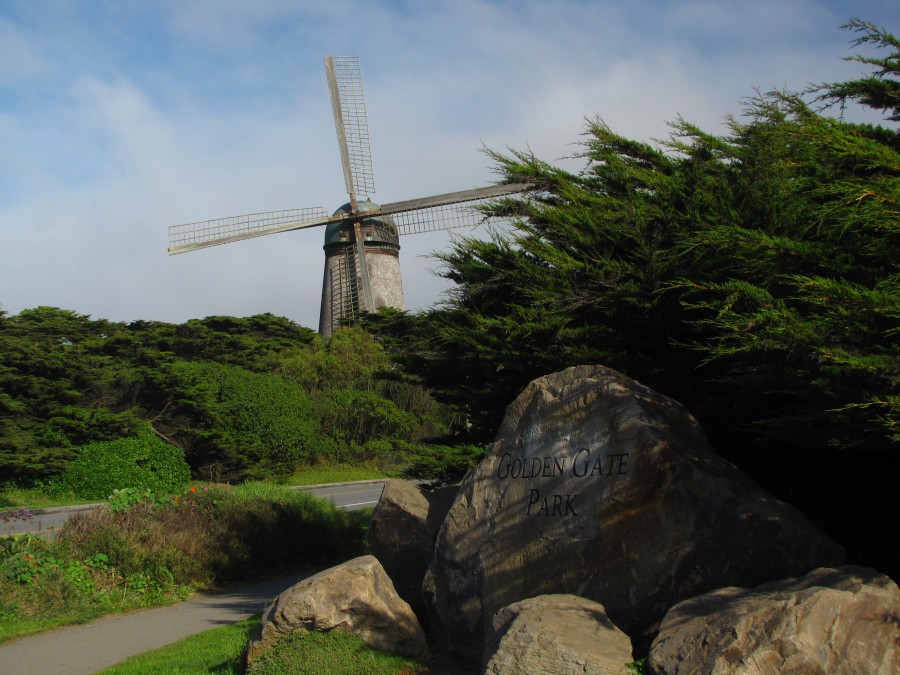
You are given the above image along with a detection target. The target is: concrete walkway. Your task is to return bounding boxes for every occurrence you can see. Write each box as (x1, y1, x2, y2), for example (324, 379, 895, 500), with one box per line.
(0, 573, 306, 675)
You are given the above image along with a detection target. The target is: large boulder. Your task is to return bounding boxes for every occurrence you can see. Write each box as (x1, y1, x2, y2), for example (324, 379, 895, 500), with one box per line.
(648, 566, 900, 674)
(424, 365, 844, 661)
(483, 594, 634, 675)
(246, 555, 428, 664)
(367, 479, 458, 624)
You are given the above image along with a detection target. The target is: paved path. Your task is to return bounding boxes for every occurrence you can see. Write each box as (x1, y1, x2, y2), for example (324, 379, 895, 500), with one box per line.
(0, 573, 305, 675)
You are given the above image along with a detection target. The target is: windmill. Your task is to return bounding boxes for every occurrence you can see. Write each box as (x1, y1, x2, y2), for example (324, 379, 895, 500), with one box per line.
(168, 56, 527, 337)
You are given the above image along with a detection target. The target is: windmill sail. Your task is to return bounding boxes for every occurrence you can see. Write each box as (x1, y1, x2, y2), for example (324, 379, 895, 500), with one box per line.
(168, 208, 333, 255)
(325, 55, 374, 208)
(383, 183, 530, 235)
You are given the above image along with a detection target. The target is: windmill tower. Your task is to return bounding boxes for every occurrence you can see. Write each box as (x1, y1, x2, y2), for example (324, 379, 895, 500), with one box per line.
(168, 56, 527, 337)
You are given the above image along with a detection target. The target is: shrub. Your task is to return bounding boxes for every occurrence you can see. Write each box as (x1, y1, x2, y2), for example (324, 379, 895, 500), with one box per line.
(59, 424, 190, 500)
(57, 482, 366, 586)
(209, 482, 366, 581)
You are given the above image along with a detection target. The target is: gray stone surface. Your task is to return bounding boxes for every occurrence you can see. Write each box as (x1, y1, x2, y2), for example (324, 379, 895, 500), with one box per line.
(367, 479, 457, 625)
(246, 555, 428, 663)
(648, 565, 900, 675)
(424, 365, 844, 662)
(483, 594, 634, 675)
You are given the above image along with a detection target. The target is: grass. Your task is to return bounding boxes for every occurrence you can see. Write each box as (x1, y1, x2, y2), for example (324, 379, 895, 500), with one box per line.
(97, 619, 429, 675)
(280, 464, 392, 486)
(247, 628, 426, 675)
(98, 616, 261, 674)
(0, 485, 97, 509)
(0, 613, 71, 643)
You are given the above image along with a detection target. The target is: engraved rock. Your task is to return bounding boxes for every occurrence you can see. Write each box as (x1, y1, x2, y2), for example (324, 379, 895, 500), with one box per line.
(483, 594, 634, 675)
(648, 566, 900, 675)
(424, 365, 844, 662)
(246, 555, 427, 664)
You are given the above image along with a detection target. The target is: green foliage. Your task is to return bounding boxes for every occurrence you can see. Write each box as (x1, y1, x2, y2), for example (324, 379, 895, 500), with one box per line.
(160, 360, 322, 479)
(317, 389, 419, 446)
(60, 425, 190, 500)
(0, 530, 187, 643)
(0, 306, 466, 486)
(0, 307, 144, 482)
(816, 19, 900, 122)
(626, 658, 647, 674)
(398, 442, 485, 482)
(247, 628, 424, 675)
(107, 487, 157, 513)
(271, 326, 391, 392)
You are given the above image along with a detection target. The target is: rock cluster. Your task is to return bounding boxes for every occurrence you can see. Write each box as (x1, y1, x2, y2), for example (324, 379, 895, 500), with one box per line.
(424, 365, 843, 659)
(248, 365, 899, 674)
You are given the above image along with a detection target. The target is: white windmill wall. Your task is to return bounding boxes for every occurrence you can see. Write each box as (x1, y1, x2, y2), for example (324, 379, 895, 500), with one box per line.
(368, 248, 404, 310)
(318, 244, 404, 337)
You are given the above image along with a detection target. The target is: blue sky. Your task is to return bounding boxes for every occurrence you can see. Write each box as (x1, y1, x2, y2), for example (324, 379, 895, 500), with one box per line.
(2, 0, 898, 329)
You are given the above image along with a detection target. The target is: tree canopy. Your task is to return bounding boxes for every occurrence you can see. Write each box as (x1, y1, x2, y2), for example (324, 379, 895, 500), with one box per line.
(0, 310, 472, 485)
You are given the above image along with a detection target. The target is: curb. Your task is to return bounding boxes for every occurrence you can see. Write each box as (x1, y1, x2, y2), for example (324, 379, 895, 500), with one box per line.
(9, 503, 103, 517)
(287, 478, 401, 491)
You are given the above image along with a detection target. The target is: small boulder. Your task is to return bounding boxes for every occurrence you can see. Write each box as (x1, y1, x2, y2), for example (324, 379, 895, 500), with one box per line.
(648, 565, 900, 675)
(246, 555, 428, 664)
(424, 365, 844, 661)
(483, 594, 634, 675)
(367, 479, 458, 624)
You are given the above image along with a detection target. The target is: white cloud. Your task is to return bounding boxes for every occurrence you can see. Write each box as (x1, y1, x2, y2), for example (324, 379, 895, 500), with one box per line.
(1, 0, 898, 327)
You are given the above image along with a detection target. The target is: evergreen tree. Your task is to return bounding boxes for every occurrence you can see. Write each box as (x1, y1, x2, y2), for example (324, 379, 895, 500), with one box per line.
(816, 19, 900, 122)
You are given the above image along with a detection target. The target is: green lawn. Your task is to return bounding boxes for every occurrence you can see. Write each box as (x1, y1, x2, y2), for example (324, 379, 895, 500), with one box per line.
(98, 617, 429, 675)
(99, 617, 259, 674)
(279, 464, 392, 486)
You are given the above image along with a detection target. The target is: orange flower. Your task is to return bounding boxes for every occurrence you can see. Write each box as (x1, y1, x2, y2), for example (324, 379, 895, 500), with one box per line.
(190, 487, 197, 493)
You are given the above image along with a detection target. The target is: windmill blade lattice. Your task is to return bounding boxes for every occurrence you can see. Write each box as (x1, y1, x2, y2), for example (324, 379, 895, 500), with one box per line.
(325, 56, 374, 205)
(168, 207, 332, 255)
(382, 184, 529, 236)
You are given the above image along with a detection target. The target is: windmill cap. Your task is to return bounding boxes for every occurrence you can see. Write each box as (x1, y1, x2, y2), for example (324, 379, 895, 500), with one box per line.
(323, 199, 400, 247)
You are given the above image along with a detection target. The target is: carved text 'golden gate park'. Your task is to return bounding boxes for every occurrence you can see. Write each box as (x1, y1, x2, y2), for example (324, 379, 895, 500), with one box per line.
(495, 448, 629, 517)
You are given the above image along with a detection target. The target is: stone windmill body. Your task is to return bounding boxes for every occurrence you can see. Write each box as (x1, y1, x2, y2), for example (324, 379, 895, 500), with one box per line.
(169, 56, 526, 336)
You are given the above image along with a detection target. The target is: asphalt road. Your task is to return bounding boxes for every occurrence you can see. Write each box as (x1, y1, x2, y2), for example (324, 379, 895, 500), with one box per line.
(1, 481, 387, 537)
(307, 480, 385, 510)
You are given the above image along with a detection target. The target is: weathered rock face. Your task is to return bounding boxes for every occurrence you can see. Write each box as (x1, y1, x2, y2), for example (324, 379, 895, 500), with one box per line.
(246, 555, 427, 664)
(424, 365, 844, 662)
(483, 594, 634, 675)
(367, 479, 458, 625)
(648, 566, 900, 675)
